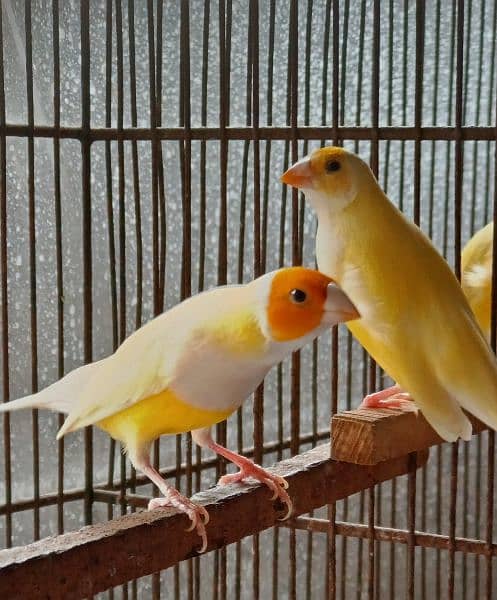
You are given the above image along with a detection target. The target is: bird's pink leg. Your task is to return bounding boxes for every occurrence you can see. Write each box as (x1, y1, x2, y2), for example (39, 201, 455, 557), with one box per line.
(192, 428, 292, 520)
(358, 384, 412, 409)
(135, 455, 209, 553)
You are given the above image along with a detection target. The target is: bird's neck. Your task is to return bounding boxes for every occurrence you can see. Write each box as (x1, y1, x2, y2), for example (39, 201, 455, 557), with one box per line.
(314, 184, 400, 279)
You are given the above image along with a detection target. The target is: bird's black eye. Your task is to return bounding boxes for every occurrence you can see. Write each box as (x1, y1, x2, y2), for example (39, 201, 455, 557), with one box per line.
(289, 289, 307, 304)
(325, 160, 341, 173)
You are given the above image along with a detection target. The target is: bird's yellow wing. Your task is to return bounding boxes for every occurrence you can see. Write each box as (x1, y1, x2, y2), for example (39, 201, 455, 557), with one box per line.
(56, 334, 172, 438)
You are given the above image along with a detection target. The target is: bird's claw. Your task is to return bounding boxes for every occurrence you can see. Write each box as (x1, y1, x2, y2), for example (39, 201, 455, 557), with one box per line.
(359, 390, 413, 410)
(219, 464, 292, 519)
(148, 494, 210, 553)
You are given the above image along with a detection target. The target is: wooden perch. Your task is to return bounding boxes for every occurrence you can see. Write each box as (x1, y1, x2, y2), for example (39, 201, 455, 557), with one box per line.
(0, 444, 427, 599)
(332, 405, 486, 465)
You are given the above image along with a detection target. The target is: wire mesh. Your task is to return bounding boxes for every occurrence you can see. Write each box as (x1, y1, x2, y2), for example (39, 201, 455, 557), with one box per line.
(0, 0, 497, 598)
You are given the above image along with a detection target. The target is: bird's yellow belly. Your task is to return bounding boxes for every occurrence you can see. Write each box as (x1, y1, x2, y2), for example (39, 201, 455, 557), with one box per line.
(97, 388, 234, 444)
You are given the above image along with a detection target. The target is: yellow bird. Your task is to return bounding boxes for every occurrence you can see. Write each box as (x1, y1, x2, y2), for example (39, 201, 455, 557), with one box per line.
(462, 221, 493, 340)
(281, 146, 497, 443)
(0, 266, 358, 551)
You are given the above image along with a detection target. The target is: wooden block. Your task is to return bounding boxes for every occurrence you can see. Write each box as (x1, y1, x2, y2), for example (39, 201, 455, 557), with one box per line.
(332, 406, 486, 465)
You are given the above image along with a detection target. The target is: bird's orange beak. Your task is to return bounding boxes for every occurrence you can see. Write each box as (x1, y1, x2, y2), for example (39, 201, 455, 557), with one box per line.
(280, 156, 313, 189)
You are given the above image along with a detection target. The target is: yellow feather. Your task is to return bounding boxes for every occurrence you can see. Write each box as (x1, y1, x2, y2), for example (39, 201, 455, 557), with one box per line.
(462, 221, 493, 340)
(205, 309, 267, 355)
(98, 388, 233, 444)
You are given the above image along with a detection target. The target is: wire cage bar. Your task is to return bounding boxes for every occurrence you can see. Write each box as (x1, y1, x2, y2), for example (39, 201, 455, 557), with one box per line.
(0, 0, 497, 598)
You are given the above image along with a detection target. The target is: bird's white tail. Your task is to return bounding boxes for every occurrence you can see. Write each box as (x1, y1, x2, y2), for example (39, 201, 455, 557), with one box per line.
(0, 360, 103, 415)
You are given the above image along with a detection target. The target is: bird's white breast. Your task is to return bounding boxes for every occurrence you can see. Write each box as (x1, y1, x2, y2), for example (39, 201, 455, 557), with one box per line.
(169, 337, 271, 412)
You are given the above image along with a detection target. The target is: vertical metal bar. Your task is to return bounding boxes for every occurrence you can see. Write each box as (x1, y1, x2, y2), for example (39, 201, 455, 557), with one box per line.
(145, 10, 161, 577)
(126, 3, 141, 596)
(147, 0, 159, 318)
(0, 0, 11, 550)
(261, 0, 275, 273)
(273, 139, 289, 600)
(179, 2, 192, 599)
(127, 0, 143, 331)
(380, 6, 394, 600)
(115, 0, 125, 347)
(302, 1, 314, 597)
(251, 0, 261, 280)
(288, 2, 299, 599)
(234, 14, 252, 595)
(327, 2, 339, 599)
(367, 2, 381, 598)
(485, 427, 495, 599)
(263, 5, 278, 596)
(217, 0, 228, 288)
(487, 9, 497, 593)
(339, 3, 350, 598)
(448, 3, 464, 598)
(438, 6, 456, 599)
(24, 0, 40, 541)
(413, 0, 425, 227)
(113, 11, 130, 598)
(80, 0, 94, 528)
(468, 0, 486, 233)
(52, 0, 65, 539)
(197, 0, 210, 295)
(482, 8, 497, 598)
(321, 0, 331, 140)
(453, 0, 464, 281)
(250, 3, 263, 599)
(428, 0, 441, 237)
(406, 453, 417, 599)
(463, 1, 482, 598)
(405, 4, 425, 596)
(194, 3, 210, 598)
(352, 4, 367, 598)
(484, 0, 497, 224)
(425, 6, 440, 594)
(215, 1, 230, 598)
(156, 2, 166, 316)
(104, 3, 118, 567)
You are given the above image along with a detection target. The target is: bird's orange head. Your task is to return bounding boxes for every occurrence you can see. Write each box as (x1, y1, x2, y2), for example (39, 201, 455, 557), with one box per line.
(253, 267, 359, 342)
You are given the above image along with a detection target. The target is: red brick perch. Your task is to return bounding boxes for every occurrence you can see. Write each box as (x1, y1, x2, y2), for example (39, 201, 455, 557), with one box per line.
(0, 443, 428, 599)
(332, 405, 486, 465)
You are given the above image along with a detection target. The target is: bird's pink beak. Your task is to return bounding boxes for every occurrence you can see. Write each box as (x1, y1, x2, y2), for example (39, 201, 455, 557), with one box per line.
(323, 283, 360, 324)
(281, 156, 313, 189)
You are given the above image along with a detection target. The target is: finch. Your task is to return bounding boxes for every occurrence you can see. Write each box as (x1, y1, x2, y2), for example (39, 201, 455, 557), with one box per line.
(282, 147, 497, 444)
(0, 266, 358, 552)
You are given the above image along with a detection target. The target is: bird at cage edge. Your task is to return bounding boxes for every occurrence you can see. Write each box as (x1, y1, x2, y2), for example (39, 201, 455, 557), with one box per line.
(461, 221, 493, 342)
(0, 266, 358, 552)
(282, 146, 497, 444)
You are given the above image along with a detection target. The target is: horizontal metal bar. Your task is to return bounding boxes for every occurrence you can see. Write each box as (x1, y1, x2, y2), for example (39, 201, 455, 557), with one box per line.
(289, 516, 497, 558)
(2, 124, 497, 142)
(0, 444, 428, 599)
(0, 429, 329, 516)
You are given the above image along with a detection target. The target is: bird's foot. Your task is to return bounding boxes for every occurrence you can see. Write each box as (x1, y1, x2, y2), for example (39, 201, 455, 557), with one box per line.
(358, 384, 413, 410)
(148, 493, 210, 553)
(219, 462, 292, 520)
